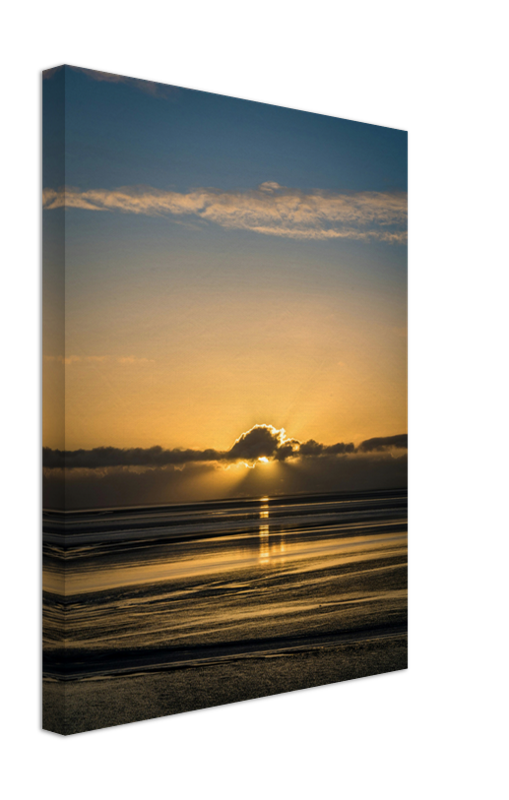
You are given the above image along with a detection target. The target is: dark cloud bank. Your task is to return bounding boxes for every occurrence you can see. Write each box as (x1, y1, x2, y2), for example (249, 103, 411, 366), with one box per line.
(43, 425, 407, 510)
(43, 425, 406, 469)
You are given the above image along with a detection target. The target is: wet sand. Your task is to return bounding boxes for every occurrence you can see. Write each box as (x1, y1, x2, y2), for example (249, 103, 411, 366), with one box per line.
(43, 490, 407, 734)
(44, 632, 407, 735)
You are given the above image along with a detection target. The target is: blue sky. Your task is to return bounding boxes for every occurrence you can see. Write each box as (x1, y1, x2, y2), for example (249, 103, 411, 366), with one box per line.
(44, 66, 407, 194)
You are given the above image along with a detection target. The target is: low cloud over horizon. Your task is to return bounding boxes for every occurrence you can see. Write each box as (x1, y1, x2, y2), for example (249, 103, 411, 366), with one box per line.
(43, 424, 407, 470)
(43, 183, 407, 243)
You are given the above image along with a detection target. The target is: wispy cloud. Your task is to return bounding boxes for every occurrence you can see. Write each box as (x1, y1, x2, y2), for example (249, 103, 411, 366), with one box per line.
(116, 356, 155, 365)
(44, 355, 82, 366)
(43, 65, 177, 99)
(42, 67, 62, 79)
(43, 183, 407, 243)
(44, 355, 154, 366)
(77, 67, 177, 98)
(43, 424, 408, 469)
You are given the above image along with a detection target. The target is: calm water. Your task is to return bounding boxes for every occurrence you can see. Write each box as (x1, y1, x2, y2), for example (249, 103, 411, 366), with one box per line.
(43, 488, 407, 733)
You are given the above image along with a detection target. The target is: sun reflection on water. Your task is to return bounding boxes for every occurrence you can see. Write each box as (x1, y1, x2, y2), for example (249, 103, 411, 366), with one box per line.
(258, 499, 286, 565)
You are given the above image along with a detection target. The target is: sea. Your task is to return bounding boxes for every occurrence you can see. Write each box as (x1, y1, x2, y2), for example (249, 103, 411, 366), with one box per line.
(43, 487, 408, 734)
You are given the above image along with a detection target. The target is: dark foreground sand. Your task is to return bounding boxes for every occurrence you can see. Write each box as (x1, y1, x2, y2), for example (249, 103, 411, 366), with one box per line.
(43, 633, 407, 735)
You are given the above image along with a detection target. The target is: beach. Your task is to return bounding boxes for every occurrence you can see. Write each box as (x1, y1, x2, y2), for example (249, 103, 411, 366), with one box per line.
(43, 489, 408, 734)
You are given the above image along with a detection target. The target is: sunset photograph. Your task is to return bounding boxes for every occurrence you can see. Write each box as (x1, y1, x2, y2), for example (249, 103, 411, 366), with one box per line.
(42, 65, 408, 734)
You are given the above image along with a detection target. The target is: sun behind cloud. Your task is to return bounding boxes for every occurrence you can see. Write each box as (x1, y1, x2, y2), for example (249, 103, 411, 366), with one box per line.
(228, 424, 299, 462)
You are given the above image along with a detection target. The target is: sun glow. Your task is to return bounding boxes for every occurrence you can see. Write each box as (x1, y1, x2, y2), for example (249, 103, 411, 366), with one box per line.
(258, 457, 270, 464)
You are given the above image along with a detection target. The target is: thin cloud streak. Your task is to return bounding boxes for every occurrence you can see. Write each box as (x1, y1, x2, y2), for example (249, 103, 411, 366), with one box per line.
(43, 65, 177, 99)
(43, 183, 407, 243)
(43, 355, 154, 366)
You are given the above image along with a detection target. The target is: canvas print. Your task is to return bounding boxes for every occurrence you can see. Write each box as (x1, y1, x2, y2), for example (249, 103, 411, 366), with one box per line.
(42, 66, 408, 735)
